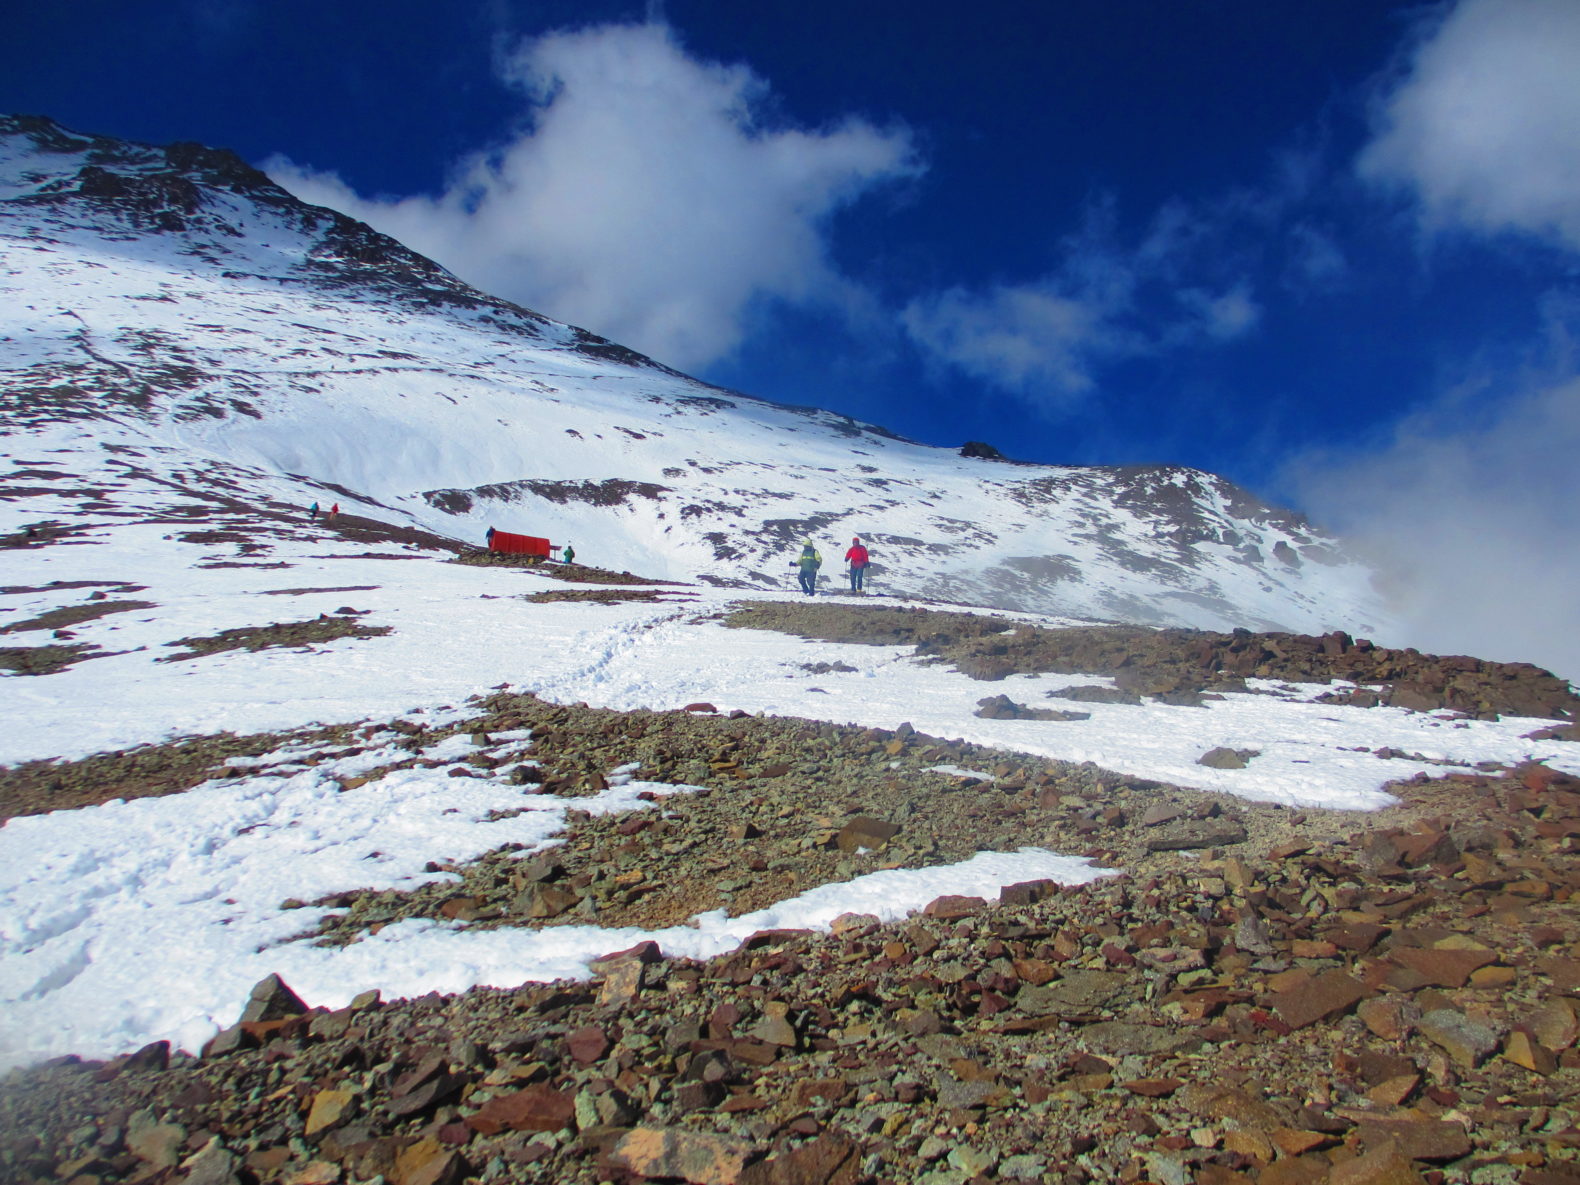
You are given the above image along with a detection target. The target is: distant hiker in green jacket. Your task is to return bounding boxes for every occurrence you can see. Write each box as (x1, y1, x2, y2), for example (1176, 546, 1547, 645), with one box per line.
(562, 543, 575, 564)
(794, 541, 822, 596)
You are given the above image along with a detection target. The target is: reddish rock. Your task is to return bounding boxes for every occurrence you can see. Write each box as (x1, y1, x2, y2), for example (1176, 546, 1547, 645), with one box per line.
(682, 702, 718, 713)
(739, 1135, 860, 1185)
(465, 1085, 575, 1135)
(923, 894, 986, 919)
(1329, 1146, 1427, 1185)
(566, 1025, 610, 1064)
(1387, 946, 1498, 988)
(1272, 969, 1370, 1029)
(1356, 1119, 1472, 1162)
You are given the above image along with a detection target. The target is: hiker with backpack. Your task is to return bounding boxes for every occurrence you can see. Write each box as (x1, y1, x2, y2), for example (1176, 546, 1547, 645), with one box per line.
(845, 536, 870, 593)
(793, 541, 822, 596)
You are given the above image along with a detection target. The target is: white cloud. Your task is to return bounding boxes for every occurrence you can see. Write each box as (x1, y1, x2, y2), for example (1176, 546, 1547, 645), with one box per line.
(902, 208, 1259, 403)
(1290, 364, 1580, 683)
(267, 22, 918, 370)
(1360, 0, 1580, 250)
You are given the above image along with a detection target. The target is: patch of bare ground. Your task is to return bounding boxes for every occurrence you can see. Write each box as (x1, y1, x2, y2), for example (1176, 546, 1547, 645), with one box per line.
(157, 616, 392, 662)
(453, 549, 685, 586)
(724, 600, 1580, 720)
(521, 588, 699, 605)
(0, 580, 144, 595)
(0, 724, 359, 821)
(0, 599, 156, 634)
(0, 642, 104, 676)
(260, 585, 381, 596)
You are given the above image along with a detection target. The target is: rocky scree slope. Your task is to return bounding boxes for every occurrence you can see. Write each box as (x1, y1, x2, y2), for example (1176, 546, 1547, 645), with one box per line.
(3, 734, 1580, 1185)
(0, 114, 1388, 635)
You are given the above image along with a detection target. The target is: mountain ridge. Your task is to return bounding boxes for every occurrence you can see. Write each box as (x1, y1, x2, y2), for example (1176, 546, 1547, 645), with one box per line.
(1, 112, 1387, 635)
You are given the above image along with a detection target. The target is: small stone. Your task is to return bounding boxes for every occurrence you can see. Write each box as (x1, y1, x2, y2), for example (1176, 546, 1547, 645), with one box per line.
(1357, 997, 1419, 1041)
(565, 1025, 610, 1064)
(1197, 747, 1258, 769)
(1503, 1029, 1558, 1075)
(833, 815, 901, 852)
(597, 956, 646, 1007)
(305, 1089, 359, 1137)
(1418, 1009, 1499, 1068)
(923, 894, 985, 919)
(239, 972, 308, 1024)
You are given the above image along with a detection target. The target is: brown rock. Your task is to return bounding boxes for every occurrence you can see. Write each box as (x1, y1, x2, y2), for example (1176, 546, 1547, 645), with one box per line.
(1357, 997, 1419, 1041)
(610, 1127, 751, 1185)
(393, 1138, 470, 1185)
(566, 1025, 610, 1064)
(239, 972, 308, 1024)
(517, 883, 581, 919)
(1271, 1129, 1336, 1156)
(597, 956, 647, 1007)
(1356, 1120, 1472, 1162)
(1503, 1029, 1559, 1075)
(835, 816, 900, 852)
(305, 1089, 359, 1137)
(465, 1084, 575, 1135)
(1272, 969, 1370, 1029)
(1017, 970, 1129, 1017)
(999, 879, 1059, 906)
(923, 894, 985, 919)
(739, 1135, 860, 1185)
(1329, 1146, 1427, 1185)
(1387, 946, 1498, 988)
(1532, 998, 1580, 1050)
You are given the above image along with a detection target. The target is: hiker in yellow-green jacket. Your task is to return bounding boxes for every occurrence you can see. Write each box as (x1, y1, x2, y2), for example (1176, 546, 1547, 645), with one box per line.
(793, 541, 822, 596)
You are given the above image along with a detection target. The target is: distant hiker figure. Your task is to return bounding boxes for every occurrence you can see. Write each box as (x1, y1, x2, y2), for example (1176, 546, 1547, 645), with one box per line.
(486, 526, 496, 549)
(794, 541, 822, 596)
(845, 536, 870, 593)
(327, 502, 339, 522)
(308, 501, 319, 521)
(562, 543, 575, 564)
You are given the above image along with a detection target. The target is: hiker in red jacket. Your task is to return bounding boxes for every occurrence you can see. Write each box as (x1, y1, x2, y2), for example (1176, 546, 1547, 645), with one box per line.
(845, 537, 870, 593)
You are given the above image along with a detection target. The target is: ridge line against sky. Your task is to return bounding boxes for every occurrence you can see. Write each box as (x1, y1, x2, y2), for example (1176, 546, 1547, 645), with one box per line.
(5, 0, 1580, 677)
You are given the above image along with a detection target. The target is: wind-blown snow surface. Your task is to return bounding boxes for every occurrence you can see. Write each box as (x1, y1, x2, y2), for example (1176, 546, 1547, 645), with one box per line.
(2, 504, 1577, 1072)
(0, 115, 1391, 634)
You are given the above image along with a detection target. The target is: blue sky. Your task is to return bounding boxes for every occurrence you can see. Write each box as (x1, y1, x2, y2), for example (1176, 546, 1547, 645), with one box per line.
(7, 0, 1580, 673)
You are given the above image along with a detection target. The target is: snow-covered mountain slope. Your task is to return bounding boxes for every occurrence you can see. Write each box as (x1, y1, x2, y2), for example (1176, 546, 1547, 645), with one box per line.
(1, 114, 1390, 636)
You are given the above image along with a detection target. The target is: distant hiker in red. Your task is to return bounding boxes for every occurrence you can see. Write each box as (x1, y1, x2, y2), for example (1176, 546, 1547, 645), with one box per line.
(845, 537, 869, 592)
(327, 503, 339, 522)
